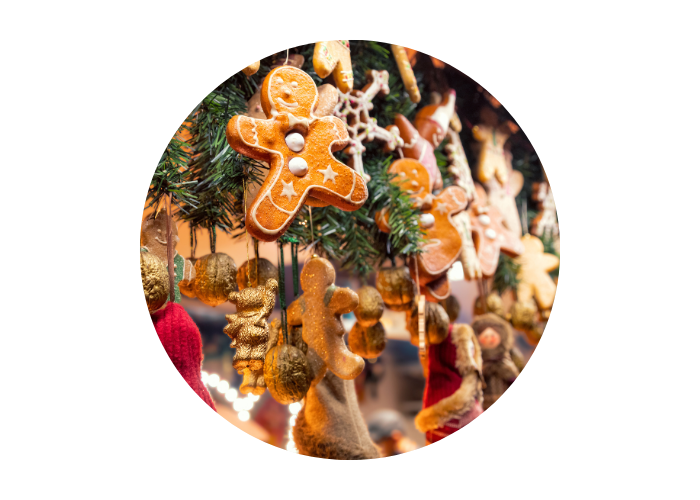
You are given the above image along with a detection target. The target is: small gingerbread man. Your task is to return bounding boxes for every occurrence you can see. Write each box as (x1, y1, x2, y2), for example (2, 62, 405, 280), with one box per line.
(224, 278, 278, 395)
(313, 40, 354, 93)
(226, 66, 368, 242)
(515, 234, 559, 310)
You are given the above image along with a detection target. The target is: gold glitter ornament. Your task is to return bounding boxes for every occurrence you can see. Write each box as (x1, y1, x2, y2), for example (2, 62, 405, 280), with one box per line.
(407, 301, 450, 346)
(474, 292, 507, 319)
(511, 298, 537, 332)
(236, 258, 278, 290)
(141, 251, 169, 312)
(348, 321, 387, 359)
(440, 295, 461, 323)
(178, 257, 197, 298)
(376, 266, 417, 312)
(264, 343, 312, 405)
(193, 253, 238, 307)
(224, 278, 278, 395)
(355, 286, 384, 327)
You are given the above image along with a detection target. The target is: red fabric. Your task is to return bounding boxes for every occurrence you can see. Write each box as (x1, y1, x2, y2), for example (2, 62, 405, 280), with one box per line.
(423, 324, 483, 443)
(151, 302, 216, 411)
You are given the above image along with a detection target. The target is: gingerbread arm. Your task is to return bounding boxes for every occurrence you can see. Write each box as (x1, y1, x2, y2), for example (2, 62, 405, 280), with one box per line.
(287, 297, 304, 327)
(225, 115, 280, 164)
(328, 287, 359, 316)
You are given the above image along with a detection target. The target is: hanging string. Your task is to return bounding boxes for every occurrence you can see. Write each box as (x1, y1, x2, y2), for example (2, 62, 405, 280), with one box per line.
(278, 241, 288, 344)
(166, 193, 176, 302)
(284, 48, 289, 66)
(292, 242, 299, 297)
(244, 173, 252, 287)
(209, 225, 217, 253)
(254, 238, 259, 287)
(189, 224, 197, 259)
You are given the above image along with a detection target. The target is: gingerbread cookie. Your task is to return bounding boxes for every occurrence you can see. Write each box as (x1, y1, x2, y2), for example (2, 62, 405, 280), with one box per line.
(226, 66, 368, 242)
(445, 128, 477, 203)
(531, 181, 559, 242)
(484, 151, 524, 236)
(334, 69, 404, 180)
(390, 44, 421, 103)
(313, 40, 354, 93)
(515, 234, 559, 310)
(470, 195, 524, 277)
(454, 211, 482, 280)
(242, 61, 260, 77)
(472, 107, 519, 185)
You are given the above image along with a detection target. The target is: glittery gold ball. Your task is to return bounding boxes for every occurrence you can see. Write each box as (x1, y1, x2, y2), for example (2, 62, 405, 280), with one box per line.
(236, 258, 278, 290)
(349, 321, 387, 359)
(264, 343, 312, 405)
(140, 251, 169, 313)
(193, 253, 237, 307)
(474, 292, 506, 319)
(406, 301, 450, 346)
(440, 295, 461, 323)
(376, 266, 417, 312)
(355, 286, 385, 327)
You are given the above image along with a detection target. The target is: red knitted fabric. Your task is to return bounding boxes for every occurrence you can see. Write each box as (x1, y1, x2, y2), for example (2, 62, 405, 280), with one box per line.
(151, 302, 216, 411)
(423, 324, 483, 443)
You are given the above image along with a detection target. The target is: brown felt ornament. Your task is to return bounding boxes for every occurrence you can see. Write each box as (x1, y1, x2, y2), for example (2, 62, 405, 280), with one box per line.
(406, 301, 450, 346)
(441, 295, 461, 323)
(224, 278, 278, 395)
(348, 321, 387, 359)
(192, 253, 238, 307)
(376, 266, 417, 312)
(515, 234, 559, 310)
(236, 258, 278, 290)
(355, 286, 385, 327)
(141, 250, 169, 313)
(313, 40, 354, 93)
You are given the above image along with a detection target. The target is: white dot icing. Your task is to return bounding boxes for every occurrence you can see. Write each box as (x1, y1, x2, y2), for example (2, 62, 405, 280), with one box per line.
(485, 228, 497, 239)
(478, 214, 491, 226)
(419, 213, 435, 228)
(288, 157, 308, 177)
(285, 132, 305, 152)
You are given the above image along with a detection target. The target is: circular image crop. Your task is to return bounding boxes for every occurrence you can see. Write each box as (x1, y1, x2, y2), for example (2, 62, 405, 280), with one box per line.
(140, 40, 559, 459)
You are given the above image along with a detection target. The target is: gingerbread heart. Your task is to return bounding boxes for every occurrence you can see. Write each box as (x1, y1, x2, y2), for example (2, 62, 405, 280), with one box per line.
(226, 66, 368, 242)
(470, 196, 524, 277)
(313, 40, 354, 93)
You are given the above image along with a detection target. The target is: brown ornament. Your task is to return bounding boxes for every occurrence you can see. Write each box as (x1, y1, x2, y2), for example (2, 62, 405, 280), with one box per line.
(355, 286, 385, 327)
(264, 343, 312, 405)
(376, 266, 417, 312)
(178, 257, 197, 298)
(348, 321, 387, 359)
(440, 295, 461, 323)
(407, 301, 450, 346)
(192, 253, 238, 307)
(510, 298, 537, 332)
(140, 251, 169, 313)
(236, 258, 278, 290)
(224, 279, 278, 395)
(474, 292, 507, 319)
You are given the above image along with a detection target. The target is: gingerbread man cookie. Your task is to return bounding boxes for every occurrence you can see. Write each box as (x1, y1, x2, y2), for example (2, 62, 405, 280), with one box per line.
(242, 61, 260, 77)
(313, 40, 354, 93)
(390, 45, 421, 103)
(483, 150, 524, 236)
(531, 181, 559, 242)
(226, 66, 368, 242)
(470, 194, 524, 277)
(515, 234, 559, 310)
(472, 108, 519, 185)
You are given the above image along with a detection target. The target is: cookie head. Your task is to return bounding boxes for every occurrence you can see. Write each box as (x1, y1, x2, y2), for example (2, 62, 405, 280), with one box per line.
(262, 66, 317, 118)
(141, 212, 179, 251)
(388, 158, 432, 208)
(300, 256, 336, 291)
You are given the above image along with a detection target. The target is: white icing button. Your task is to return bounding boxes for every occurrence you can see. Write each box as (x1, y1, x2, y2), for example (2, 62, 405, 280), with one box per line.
(285, 132, 305, 152)
(288, 157, 308, 176)
(485, 228, 497, 240)
(478, 214, 491, 226)
(419, 213, 435, 228)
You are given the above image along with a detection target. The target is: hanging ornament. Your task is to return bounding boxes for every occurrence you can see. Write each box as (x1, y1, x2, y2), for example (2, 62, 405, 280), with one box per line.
(440, 295, 461, 323)
(390, 45, 421, 103)
(226, 65, 368, 242)
(406, 300, 450, 346)
(473, 292, 507, 319)
(376, 266, 418, 312)
(224, 279, 279, 395)
(470, 194, 524, 277)
(191, 253, 238, 307)
(264, 319, 312, 405)
(242, 60, 260, 76)
(355, 286, 385, 327)
(472, 107, 519, 185)
(472, 313, 520, 410)
(483, 150, 525, 236)
(349, 321, 387, 359)
(531, 181, 559, 244)
(178, 257, 198, 298)
(237, 258, 278, 290)
(333, 69, 404, 180)
(515, 234, 559, 310)
(313, 40, 354, 92)
(140, 250, 169, 313)
(445, 128, 477, 202)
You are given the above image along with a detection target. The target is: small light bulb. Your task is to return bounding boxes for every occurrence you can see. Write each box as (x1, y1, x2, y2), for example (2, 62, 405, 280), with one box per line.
(286, 442, 297, 452)
(289, 402, 302, 415)
(289, 416, 297, 427)
(233, 399, 244, 412)
(201, 371, 208, 382)
(225, 389, 238, 402)
(242, 399, 254, 411)
(207, 373, 220, 388)
(238, 411, 250, 422)
(217, 380, 229, 393)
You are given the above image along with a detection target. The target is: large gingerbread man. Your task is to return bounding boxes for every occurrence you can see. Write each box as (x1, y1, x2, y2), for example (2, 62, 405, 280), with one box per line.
(226, 66, 368, 242)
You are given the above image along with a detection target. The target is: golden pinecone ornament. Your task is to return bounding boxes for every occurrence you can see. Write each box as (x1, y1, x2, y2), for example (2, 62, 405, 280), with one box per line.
(355, 286, 385, 327)
(376, 266, 417, 312)
(349, 321, 387, 359)
(193, 253, 237, 307)
(140, 251, 170, 313)
(406, 301, 450, 346)
(237, 258, 278, 290)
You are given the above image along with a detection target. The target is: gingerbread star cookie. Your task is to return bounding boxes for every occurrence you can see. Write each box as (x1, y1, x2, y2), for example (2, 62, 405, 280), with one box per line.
(226, 66, 368, 242)
(515, 234, 559, 310)
(313, 40, 354, 93)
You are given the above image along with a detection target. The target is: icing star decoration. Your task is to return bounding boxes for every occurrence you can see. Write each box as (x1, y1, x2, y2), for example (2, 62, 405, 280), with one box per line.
(225, 66, 368, 242)
(515, 234, 559, 310)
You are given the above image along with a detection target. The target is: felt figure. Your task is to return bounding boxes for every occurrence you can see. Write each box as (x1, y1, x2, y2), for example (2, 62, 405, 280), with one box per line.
(334, 69, 404, 180)
(376, 266, 417, 312)
(515, 234, 559, 310)
(390, 45, 421, 103)
(151, 302, 216, 411)
(224, 278, 278, 395)
(394, 90, 456, 191)
(470, 195, 525, 277)
(484, 150, 524, 236)
(140, 212, 195, 303)
(226, 66, 368, 242)
(287, 256, 378, 459)
(531, 181, 559, 243)
(313, 40, 354, 93)
(140, 250, 169, 313)
(242, 61, 260, 76)
(237, 258, 278, 290)
(472, 107, 519, 185)
(191, 253, 238, 307)
(416, 323, 484, 443)
(473, 313, 519, 410)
